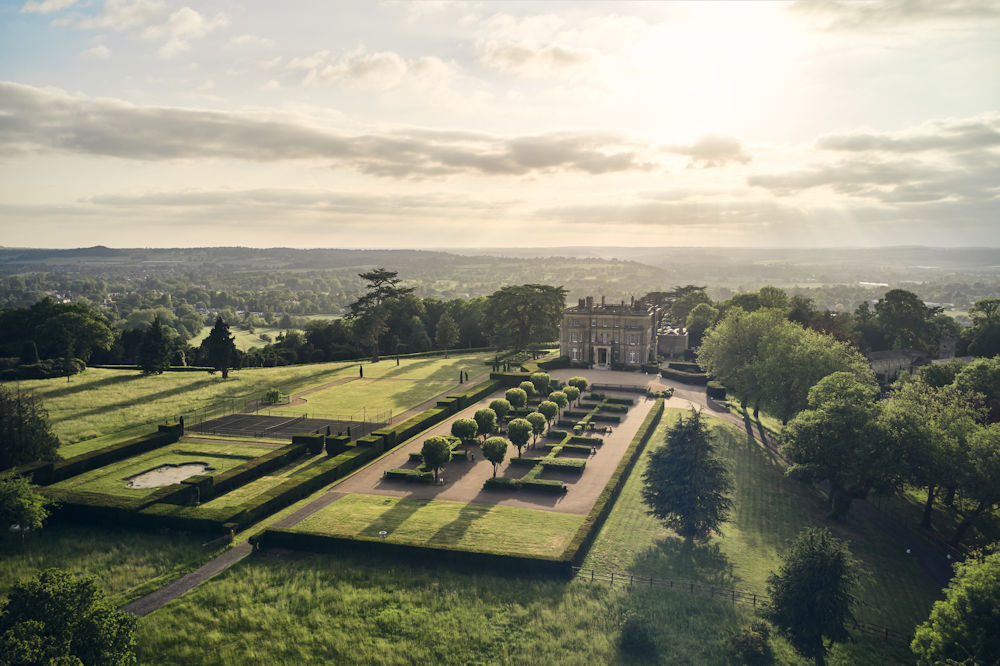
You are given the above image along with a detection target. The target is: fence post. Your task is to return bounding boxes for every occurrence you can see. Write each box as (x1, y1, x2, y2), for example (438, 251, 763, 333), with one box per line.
(610, 572, 614, 585)
(732, 590, 735, 604)
(591, 569, 594, 583)
(753, 593, 756, 607)
(884, 627, 889, 642)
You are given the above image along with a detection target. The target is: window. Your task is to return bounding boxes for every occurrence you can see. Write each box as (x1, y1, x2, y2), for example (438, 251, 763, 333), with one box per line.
(629, 351, 639, 364)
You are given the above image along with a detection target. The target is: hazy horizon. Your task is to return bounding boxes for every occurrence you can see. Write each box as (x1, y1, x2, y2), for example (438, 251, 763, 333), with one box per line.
(2, 1, 999, 248)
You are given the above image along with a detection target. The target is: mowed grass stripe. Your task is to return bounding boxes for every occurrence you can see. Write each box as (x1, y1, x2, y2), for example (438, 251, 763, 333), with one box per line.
(293, 494, 583, 558)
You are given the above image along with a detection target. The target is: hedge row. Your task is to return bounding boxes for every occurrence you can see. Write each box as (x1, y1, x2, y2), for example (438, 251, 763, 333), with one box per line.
(536, 356, 571, 371)
(560, 398, 664, 565)
(660, 368, 708, 385)
(383, 469, 434, 483)
(256, 528, 572, 577)
(668, 361, 703, 373)
(24, 423, 183, 485)
(540, 459, 585, 472)
(605, 396, 635, 406)
(202, 441, 310, 500)
(706, 381, 727, 400)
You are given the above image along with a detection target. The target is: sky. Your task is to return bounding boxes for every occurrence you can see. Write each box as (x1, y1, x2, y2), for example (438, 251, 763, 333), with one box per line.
(0, 0, 998, 249)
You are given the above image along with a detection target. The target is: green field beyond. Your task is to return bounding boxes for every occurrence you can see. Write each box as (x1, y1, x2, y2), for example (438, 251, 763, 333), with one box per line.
(294, 494, 584, 559)
(50, 442, 267, 497)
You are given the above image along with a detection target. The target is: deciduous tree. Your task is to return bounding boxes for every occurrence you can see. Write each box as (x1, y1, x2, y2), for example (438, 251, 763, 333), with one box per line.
(484, 284, 567, 351)
(530, 372, 550, 395)
(473, 408, 497, 442)
(640, 409, 732, 539)
(450, 418, 478, 445)
(0, 472, 52, 543)
(506, 418, 532, 457)
(537, 401, 558, 429)
(482, 437, 508, 478)
(911, 548, 1000, 665)
(434, 312, 460, 352)
(0, 568, 138, 666)
(765, 528, 858, 665)
(563, 385, 580, 407)
(488, 399, 511, 428)
(505, 388, 527, 410)
(526, 411, 547, 446)
(421, 436, 451, 483)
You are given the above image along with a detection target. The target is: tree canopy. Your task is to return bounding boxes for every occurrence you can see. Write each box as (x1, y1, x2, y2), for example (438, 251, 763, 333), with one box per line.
(0, 472, 52, 542)
(0, 568, 138, 665)
(911, 548, 1000, 665)
(204, 317, 237, 379)
(640, 409, 732, 539)
(506, 418, 532, 457)
(0, 386, 60, 471)
(482, 437, 508, 478)
(420, 437, 451, 483)
(484, 284, 566, 351)
(765, 528, 858, 665)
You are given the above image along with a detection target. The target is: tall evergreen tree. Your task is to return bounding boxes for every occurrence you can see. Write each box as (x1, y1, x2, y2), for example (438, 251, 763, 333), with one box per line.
(641, 409, 733, 539)
(346, 268, 414, 362)
(138, 314, 170, 375)
(205, 317, 237, 379)
(765, 528, 858, 665)
(0, 386, 60, 471)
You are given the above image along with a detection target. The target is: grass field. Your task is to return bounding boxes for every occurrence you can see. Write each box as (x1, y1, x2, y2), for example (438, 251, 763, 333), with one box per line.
(50, 442, 266, 497)
(13, 352, 494, 454)
(292, 494, 584, 558)
(269, 378, 455, 420)
(584, 409, 942, 630)
(0, 524, 215, 606)
(131, 409, 934, 664)
(190, 325, 294, 351)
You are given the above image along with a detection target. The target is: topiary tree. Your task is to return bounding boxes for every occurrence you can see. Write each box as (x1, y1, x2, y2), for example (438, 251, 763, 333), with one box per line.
(505, 387, 528, 410)
(473, 408, 498, 442)
(911, 548, 1000, 665)
(507, 418, 532, 457)
(0, 568, 138, 665)
(519, 381, 536, 398)
(765, 527, 858, 665)
(548, 390, 568, 416)
(530, 372, 551, 395)
(563, 385, 580, 407)
(537, 400, 558, 429)
(568, 376, 589, 395)
(489, 399, 511, 430)
(526, 412, 547, 446)
(421, 436, 451, 483)
(482, 437, 508, 478)
(450, 418, 478, 446)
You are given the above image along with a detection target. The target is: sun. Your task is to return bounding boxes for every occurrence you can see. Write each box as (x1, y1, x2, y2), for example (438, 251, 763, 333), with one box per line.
(627, 1, 802, 138)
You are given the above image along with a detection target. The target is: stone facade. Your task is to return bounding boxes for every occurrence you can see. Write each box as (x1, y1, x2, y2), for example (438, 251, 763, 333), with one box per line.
(657, 326, 688, 357)
(559, 296, 656, 369)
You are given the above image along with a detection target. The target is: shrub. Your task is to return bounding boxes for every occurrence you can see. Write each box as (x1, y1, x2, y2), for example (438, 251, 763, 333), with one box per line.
(541, 458, 585, 471)
(383, 469, 434, 483)
(483, 476, 521, 490)
(660, 368, 708, 385)
(619, 615, 658, 659)
(728, 621, 773, 665)
(520, 478, 567, 493)
(669, 361, 703, 373)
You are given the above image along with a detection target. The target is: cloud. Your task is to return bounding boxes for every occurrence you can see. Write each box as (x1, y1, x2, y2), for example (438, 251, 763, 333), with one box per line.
(20, 0, 77, 13)
(666, 134, 752, 168)
(749, 114, 1000, 205)
(81, 44, 111, 60)
(816, 114, 1000, 153)
(0, 81, 654, 178)
(77, 0, 164, 31)
(478, 41, 591, 76)
(789, 0, 1000, 30)
(285, 48, 457, 90)
(143, 7, 228, 58)
(229, 33, 275, 49)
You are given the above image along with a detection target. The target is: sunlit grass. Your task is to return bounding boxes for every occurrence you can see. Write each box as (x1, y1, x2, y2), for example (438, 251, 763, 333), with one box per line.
(293, 494, 583, 558)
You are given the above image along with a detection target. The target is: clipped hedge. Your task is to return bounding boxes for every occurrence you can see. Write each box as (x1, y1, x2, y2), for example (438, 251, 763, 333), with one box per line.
(569, 435, 603, 446)
(257, 528, 571, 577)
(598, 404, 628, 413)
(483, 476, 521, 490)
(138, 503, 245, 534)
(383, 468, 434, 483)
(35, 423, 183, 485)
(589, 413, 621, 423)
(389, 407, 449, 446)
(660, 368, 708, 385)
(325, 435, 350, 456)
(207, 441, 309, 498)
(706, 381, 727, 400)
(541, 459, 586, 472)
(537, 356, 571, 371)
(605, 396, 635, 406)
(291, 433, 325, 455)
(509, 457, 545, 466)
(668, 361, 703, 373)
(520, 478, 567, 493)
(561, 398, 664, 565)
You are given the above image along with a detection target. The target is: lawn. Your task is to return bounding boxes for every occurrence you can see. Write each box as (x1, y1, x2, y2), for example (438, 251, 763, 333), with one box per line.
(12, 362, 362, 452)
(189, 325, 292, 351)
(50, 442, 267, 497)
(583, 409, 943, 630)
(292, 494, 584, 558)
(268, 378, 456, 420)
(200, 452, 329, 509)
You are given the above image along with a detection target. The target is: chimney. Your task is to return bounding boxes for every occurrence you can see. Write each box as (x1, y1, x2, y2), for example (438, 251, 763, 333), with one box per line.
(601, 295, 605, 307)
(578, 298, 585, 309)
(630, 295, 635, 307)
(586, 296, 593, 309)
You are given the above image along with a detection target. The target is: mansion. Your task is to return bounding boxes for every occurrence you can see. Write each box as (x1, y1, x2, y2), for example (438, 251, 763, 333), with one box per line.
(559, 296, 657, 369)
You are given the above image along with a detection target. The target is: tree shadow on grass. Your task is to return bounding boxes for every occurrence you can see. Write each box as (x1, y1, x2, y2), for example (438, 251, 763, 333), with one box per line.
(630, 536, 736, 587)
(51, 376, 221, 423)
(39, 372, 145, 400)
(426, 503, 490, 547)
(358, 498, 428, 538)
